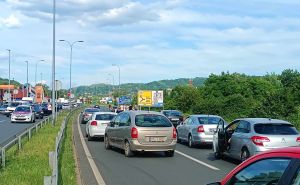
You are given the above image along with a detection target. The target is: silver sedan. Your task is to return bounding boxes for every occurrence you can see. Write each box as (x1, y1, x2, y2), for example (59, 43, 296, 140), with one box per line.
(177, 115, 225, 147)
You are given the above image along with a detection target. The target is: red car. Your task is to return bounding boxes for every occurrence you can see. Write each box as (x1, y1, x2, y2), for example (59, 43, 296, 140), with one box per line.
(207, 147, 300, 185)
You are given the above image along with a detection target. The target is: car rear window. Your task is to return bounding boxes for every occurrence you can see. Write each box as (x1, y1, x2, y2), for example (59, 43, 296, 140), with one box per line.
(11, 102, 20, 107)
(15, 106, 30, 112)
(135, 114, 172, 127)
(254, 123, 299, 135)
(198, 117, 221, 125)
(95, 114, 116, 121)
(85, 108, 100, 113)
(163, 111, 182, 117)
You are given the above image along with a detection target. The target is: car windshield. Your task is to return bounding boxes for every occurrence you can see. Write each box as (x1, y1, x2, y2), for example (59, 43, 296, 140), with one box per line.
(15, 106, 30, 112)
(95, 114, 116, 121)
(254, 123, 299, 135)
(135, 114, 172, 127)
(198, 117, 221, 125)
(164, 111, 182, 117)
(10, 102, 20, 107)
(85, 108, 100, 113)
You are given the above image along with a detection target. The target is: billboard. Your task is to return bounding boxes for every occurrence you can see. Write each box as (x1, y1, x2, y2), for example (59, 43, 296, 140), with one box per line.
(118, 96, 132, 105)
(35, 86, 44, 103)
(138, 90, 163, 107)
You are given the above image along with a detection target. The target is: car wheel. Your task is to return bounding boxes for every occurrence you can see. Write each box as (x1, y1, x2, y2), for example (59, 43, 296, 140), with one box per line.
(33, 117, 36, 123)
(165, 150, 175, 157)
(88, 134, 93, 141)
(188, 134, 194, 148)
(177, 132, 181, 143)
(11, 121, 14, 123)
(124, 141, 134, 157)
(104, 136, 111, 150)
(241, 148, 250, 162)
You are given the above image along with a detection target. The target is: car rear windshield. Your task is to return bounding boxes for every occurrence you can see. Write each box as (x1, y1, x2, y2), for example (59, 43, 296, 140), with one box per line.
(254, 123, 299, 135)
(135, 114, 172, 127)
(11, 102, 20, 107)
(85, 108, 100, 113)
(95, 114, 116, 121)
(163, 111, 182, 117)
(198, 117, 221, 124)
(15, 106, 30, 112)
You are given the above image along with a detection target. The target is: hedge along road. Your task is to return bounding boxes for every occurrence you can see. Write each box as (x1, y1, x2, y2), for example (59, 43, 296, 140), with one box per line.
(74, 113, 238, 185)
(0, 114, 49, 147)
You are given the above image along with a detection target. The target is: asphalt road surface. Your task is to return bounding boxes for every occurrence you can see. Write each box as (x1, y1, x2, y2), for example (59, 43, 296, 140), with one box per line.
(74, 114, 239, 185)
(0, 113, 47, 147)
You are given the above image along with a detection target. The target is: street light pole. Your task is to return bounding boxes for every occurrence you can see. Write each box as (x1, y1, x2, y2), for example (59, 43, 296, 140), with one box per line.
(25, 61, 29, 97)
(35, 60, 45, 86)
(40, 73, 43, 85)
(59, 40, 84, 102)
(112, 64, 120, 96)
(7, 49, 11, 102)
(52, 0, 56, 124)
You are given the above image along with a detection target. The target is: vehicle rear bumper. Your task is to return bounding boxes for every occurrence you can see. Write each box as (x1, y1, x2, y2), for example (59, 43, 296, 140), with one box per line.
(193, 134, 214, 144)
(90, 128, 105, 137)
(130, 140, 177, 152)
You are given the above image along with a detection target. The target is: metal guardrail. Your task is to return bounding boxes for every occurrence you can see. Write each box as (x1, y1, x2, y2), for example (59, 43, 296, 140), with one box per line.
(0, 112, 63, 168)
(44, 109, 77, 185)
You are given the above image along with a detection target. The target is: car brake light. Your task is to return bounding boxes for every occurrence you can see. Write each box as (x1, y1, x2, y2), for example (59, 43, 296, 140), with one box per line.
(296, 137, 300, 142)
(251, 136, 270, 146)
(131, 127, 138, 139)
(197, 125, 204, 133)
(91, 121, 97, 126)
(173, 128, 177, 139)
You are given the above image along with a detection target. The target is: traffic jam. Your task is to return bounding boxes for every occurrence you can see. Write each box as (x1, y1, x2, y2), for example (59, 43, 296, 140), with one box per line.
(79, 91, 300, 185)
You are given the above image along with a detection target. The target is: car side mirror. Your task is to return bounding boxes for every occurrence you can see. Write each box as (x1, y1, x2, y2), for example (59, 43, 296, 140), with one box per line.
(206, 182, 221, 185)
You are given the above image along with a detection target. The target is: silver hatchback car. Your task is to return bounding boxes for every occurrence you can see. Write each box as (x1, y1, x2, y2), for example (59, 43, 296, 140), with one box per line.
(213, 118, 300, 161)
(177, 115, 225, 147)
(104, 111, 177, 157)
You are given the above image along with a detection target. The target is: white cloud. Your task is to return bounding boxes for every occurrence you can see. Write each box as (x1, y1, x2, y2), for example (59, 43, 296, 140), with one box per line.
(0, 14, 21, 28)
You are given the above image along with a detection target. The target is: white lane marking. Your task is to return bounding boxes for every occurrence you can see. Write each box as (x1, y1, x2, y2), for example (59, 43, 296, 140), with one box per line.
(175, 150, 220, 171)
(77, 115, 106, 185)
(0, 120, 5, 123)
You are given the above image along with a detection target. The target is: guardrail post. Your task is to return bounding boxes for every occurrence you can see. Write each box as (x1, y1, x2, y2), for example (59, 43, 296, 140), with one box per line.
(1, 148, 5, 168)
(29, 128, 31, 139)
(36, 124, 38, 133)
(18, 136, 22, 150)
(44, 176, 52, 185)
(49, 151, 55, 170)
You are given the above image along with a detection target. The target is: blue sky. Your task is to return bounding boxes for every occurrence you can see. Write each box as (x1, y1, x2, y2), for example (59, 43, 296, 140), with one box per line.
(0, 0, 300, 88)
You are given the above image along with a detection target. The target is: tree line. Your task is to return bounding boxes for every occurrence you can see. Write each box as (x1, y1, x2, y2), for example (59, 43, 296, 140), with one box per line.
(164, 69, 300, 128)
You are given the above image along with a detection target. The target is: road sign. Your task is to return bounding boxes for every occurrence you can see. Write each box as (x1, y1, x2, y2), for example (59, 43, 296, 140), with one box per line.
(152, 91, 164, 107)
(138, 91, 152, 106)
(119, 96, 132, 105)
(13, 89, 19, 95)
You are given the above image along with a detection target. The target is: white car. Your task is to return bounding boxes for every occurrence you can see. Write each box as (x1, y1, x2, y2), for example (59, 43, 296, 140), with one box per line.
(86, 112, 117, 141)
(11, 105, 36, 123)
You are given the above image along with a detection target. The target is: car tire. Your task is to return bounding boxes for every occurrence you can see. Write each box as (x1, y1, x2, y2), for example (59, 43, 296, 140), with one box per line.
(11, 121, 14, 123)
(177, 132, 181, 143)
(165, 150, 175, 157)
(33, 117, 36, 123)
(188, 134, 194, 148)
(88, 134, 93, 141)
(104, 136, 111, 150)
(241, 148, 250, 162)
(124, 141, 134, 157)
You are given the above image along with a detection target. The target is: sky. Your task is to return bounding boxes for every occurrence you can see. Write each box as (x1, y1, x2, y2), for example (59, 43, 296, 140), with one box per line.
(0, 0, 300, 88)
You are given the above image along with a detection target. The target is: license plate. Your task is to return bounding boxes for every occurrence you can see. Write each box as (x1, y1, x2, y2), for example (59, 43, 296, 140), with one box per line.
(147, 137, 166, 142)
(102, 124, 107, 127)
(209, 128, 215, 132)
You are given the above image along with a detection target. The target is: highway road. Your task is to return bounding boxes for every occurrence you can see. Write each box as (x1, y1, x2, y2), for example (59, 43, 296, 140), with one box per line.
(74, 114, 239, 185)
(0, 114, 47, 147)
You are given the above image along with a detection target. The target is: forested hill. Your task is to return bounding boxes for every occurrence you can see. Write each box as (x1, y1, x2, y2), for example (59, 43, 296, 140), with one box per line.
(73, 77, 206, 95)
(0, 77, 22, 86)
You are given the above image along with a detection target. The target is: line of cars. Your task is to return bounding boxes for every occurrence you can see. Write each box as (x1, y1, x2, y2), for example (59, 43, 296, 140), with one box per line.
(81, 107, 300, 184)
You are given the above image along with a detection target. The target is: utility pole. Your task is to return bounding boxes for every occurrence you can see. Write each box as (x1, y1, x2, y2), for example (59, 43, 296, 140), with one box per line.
(7, 49, 11, 102)
(25, 61, 29, 97)
(52, 0, 56, 124)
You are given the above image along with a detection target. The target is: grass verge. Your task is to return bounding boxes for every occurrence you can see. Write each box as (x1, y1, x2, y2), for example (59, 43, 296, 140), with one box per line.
(0, 112, 68, 185)
(58, 109, 82, 185)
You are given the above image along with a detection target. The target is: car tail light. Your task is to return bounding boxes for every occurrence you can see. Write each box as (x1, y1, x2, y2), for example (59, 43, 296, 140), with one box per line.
(251, 136, 270, 146)
(91, 121, 97, 126)
(197, 125, 204, 133)
(296, 137, 300, 142)
(131, 127, 138, 139)
(173, 128, 177, 139)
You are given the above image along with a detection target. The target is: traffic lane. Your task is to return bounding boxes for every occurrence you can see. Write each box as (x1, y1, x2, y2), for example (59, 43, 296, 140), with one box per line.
(0, 114, 47, 146)
(175, 142, 238, 172)
(79, 123, 235, 185)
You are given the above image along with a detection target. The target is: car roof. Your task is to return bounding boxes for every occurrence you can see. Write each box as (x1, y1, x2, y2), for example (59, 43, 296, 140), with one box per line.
(93, 112, 117, 115)
(235, 118, 291, 125)
(125, 111, 164, 116)
(190, 114, 222, 118)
